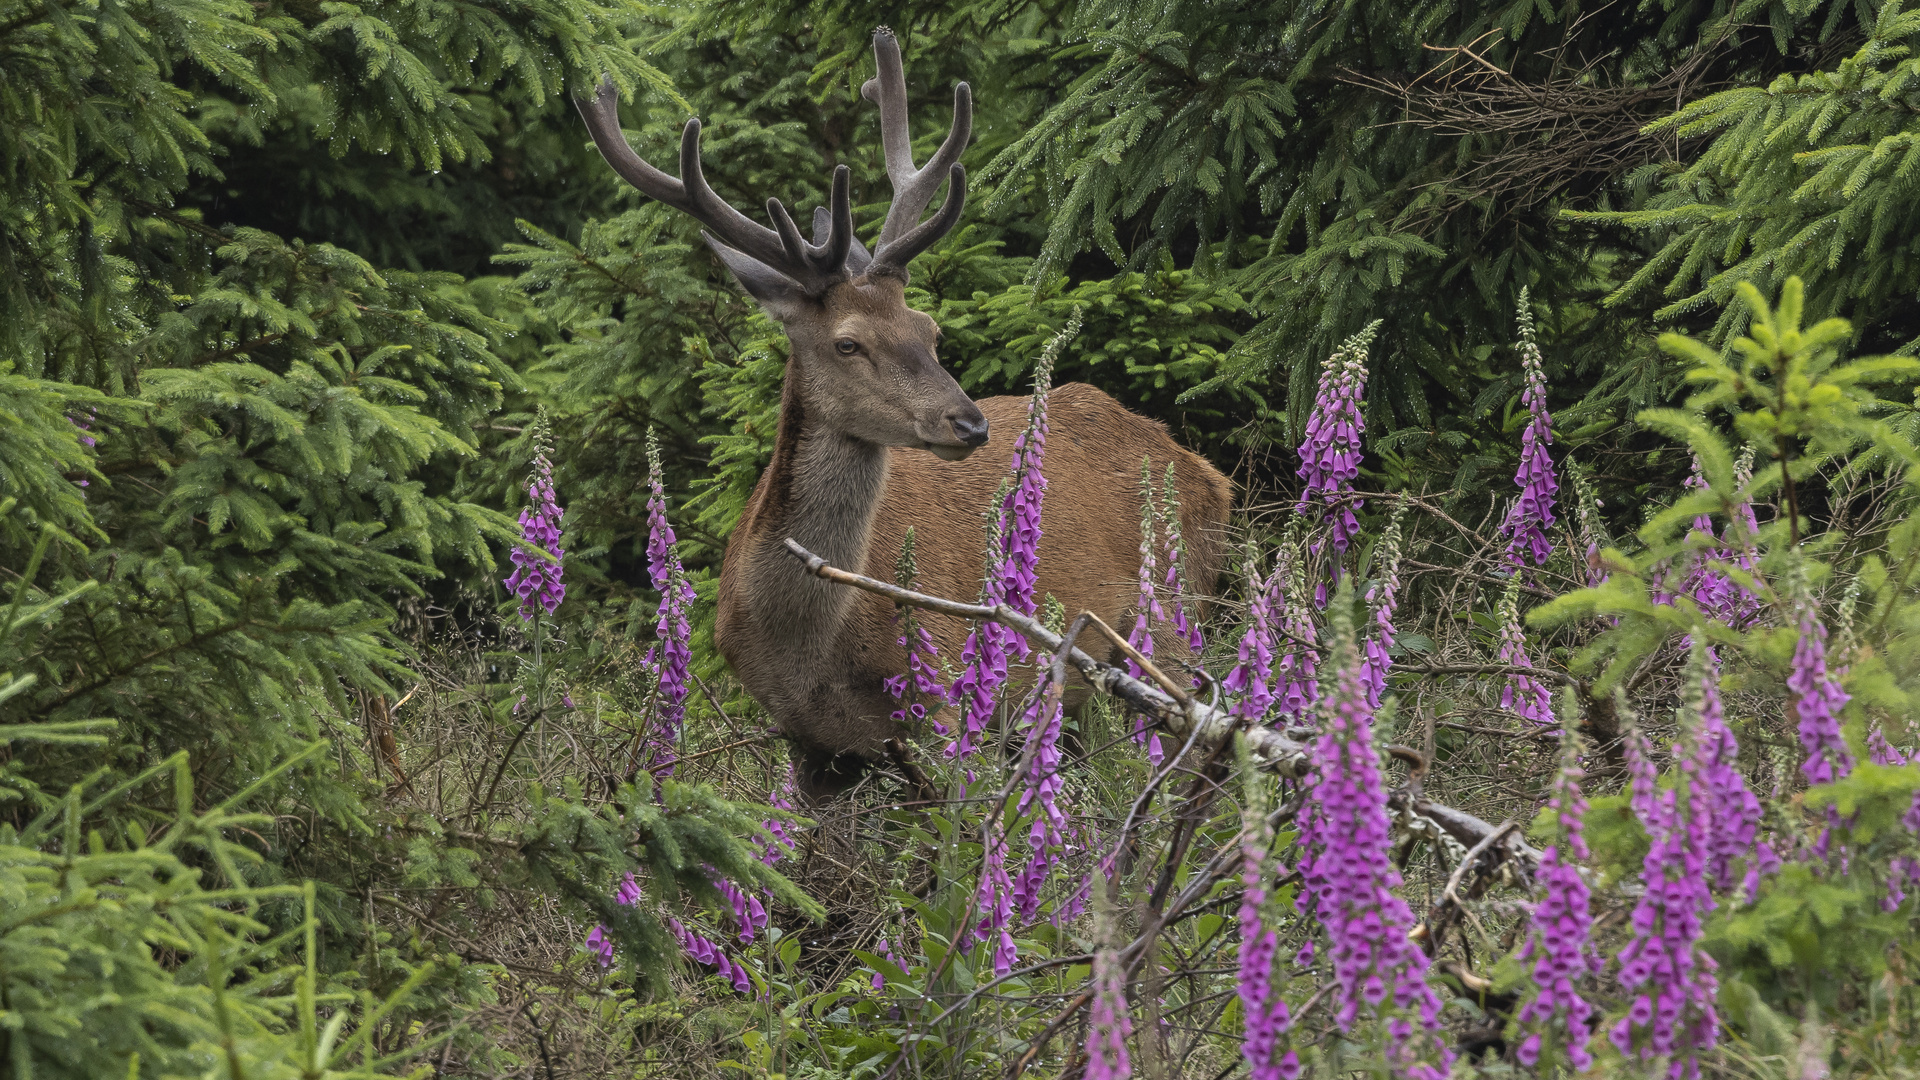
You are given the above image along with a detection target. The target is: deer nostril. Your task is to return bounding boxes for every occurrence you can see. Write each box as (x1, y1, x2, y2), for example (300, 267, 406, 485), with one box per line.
(947, 409, 990, 447)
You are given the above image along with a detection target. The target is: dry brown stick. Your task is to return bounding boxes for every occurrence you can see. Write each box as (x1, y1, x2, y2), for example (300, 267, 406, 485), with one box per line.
(1429, 819, 1520, 951)
(1075, 609, 1194, 709)
(673, 735, 774, 766)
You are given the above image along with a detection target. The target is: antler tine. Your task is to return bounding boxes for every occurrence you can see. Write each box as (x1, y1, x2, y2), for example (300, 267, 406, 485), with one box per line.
(672, 118, 806, 274)
(574, 80, 852, 294)
(573, 81, 688, 206)
(765, 167, 854, 286)
(877, 165, 966, 273)
(862, 29, 974, 278)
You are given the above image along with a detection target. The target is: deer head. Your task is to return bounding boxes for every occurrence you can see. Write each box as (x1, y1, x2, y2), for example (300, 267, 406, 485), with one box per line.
(574, 29, 988, 460)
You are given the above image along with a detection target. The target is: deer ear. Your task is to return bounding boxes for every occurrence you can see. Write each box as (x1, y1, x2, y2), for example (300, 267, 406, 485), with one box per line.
(706, 234, 814, 322)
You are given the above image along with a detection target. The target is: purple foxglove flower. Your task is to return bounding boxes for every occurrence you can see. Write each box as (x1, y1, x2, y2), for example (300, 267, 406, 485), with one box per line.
(1869, 724, 1908, 768)
(949, 316, 1076, 760)
(1358, 507, 1406, 710)
(1688, 641, 1771, 895)
(503, 416, 566, 618)
(757, 766, 799, 866)
(1496, 580, 1554, 725)
(586, 872, 647, 970)
(1085, 908, 1134, 1080)
(1676, 456, 1740, 623)
(585, 924, 615, 968)
(671, 916, 752, 994)
(1127, 461, 1170, 764)
(713, 874, 769, 942)
(1611, 718, 1718, 1078)
(1237, 779, 1300, 1080)
(948, 567, 1012, 761)
(1296, 323, 1380, 567)
(1515, 699, 1595, 1071)
(873, 937, 897, 991)
(1501, 293, 1559, 568)
(970, 808, 1018, 975)
(1273, 538, 1320, 722)
(1292, 598, 1453, 1080)
(69, 407, 98, 457)
(1788, 569, 1853, 787)
(1225, 548, 1282, 722)
(1870, 726, 1920, 909)
(1890, 857, 1920, 912)
(615, 872, 643, 907)
(1156, 464, 1205, 653)
(1011, 671, 1071, 922)
(641, 429, 696, 783)
(887, 528, 951, 733)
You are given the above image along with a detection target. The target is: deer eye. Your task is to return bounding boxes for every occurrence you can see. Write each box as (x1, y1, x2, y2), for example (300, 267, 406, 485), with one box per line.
(834, 339, 860, 356)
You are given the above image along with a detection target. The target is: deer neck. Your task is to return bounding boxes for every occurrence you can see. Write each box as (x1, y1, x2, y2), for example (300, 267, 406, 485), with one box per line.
(740, 366, 889, 651)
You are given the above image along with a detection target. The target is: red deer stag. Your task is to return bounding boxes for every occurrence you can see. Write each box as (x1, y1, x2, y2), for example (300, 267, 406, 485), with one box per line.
(576, 29, 1232, 799)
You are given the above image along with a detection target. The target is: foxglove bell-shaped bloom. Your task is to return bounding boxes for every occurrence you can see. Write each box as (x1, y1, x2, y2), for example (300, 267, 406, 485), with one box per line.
(872, 937, 898, 991)
(1496, 581, 1554, 725)
(641, 430, 696, 782)
(1867, 725, 1920, 909)
(1273, 538, 1320, 722)
(972, 816, 1018, 975)
(1515, 700, 1595, 1072)
(1688, 642, 1772, 895)
(1612, 722, 1718, 1079)
(1225, 549, 1282, 721)
(713, 875, 769, 943)
(1788, 577, 1853, 787)
(949, 316, 1076, 759)
(1677, 457, 1739, 622)
(1237, 785, 1299, 1080)
(1010, 669, 1071, 922)
(504, 418, 566, 618)
(1358, 508, 1406, 710)
(585, 924, 614, 968)
(613, 872, 643, 907)
(999, 363, 1052, 623)
(1294, 599, 1452, 1080)
(1297, 323, 1380, 563)
(948, 536, 1012, 761)
(587, 873, 645, 967)
(1085, 906, 1135, 1080)
(670, 916, 753, 993)
(757, 766, 799, 866)
(885, 529, 950, 732)
(1501, 293, 1559, 568)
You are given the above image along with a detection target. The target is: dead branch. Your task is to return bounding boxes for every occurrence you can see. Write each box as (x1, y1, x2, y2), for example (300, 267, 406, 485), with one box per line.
(1334, 11, 1737, 215)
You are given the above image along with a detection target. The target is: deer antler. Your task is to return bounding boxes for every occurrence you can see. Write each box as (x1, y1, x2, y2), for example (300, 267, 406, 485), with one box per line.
(572, 82, 854, 296)
(862, 27, 972, 282)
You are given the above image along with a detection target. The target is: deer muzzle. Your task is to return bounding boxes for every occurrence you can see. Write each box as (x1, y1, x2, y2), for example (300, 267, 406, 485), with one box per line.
(925, 403, 989, 461)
